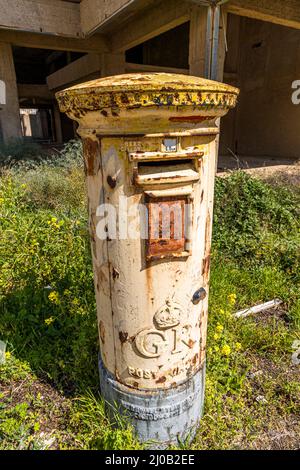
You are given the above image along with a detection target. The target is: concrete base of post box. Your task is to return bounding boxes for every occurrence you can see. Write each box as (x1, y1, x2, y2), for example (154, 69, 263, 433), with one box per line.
(98, 356, 205, 449)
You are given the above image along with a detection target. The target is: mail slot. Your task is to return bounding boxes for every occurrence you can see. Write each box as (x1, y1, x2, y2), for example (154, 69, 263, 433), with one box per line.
(56, 73, 239, 448)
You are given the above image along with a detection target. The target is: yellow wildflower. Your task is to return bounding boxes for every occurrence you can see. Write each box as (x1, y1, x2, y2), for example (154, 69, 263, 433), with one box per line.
(214, 346, 219, 352)
(47, 217, 62, 229)
(235, 342, 242, 352)
(221, 344, 231, 356)
(72, 298, 80, 306)
(5, 351, 11, 360)
(216, 323, 224, 333)
(48, 291, 60, 304)
(213, 333, 220, 341)
(21, 184, 27, 189)
(228, 293, 237, 305)
(44, 317, 55, 326)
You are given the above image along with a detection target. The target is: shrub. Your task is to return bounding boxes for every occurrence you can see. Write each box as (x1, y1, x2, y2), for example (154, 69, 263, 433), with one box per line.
(213, 171, 300, 279)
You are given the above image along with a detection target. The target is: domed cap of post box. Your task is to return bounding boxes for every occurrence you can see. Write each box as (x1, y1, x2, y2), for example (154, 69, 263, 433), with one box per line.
(56, 73, 239, 135)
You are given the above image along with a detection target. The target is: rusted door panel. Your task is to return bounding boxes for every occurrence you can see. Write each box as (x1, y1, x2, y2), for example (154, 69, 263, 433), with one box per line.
(147, 197, 186, 258)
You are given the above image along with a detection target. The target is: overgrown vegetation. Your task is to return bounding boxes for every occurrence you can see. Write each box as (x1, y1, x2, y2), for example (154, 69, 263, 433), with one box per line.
(0, 141, 299, 449)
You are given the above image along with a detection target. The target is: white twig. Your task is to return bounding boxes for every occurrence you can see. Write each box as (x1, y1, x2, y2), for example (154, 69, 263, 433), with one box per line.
(234, 299, 283, 319)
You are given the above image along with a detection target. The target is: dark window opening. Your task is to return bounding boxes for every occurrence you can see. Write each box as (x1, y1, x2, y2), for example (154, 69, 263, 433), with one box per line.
(126, 22, 189, 69)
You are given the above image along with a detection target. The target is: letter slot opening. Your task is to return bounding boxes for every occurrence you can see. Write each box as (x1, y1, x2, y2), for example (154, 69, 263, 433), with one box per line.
(129, 149, 203, 187)
(134, 159, 200, 187)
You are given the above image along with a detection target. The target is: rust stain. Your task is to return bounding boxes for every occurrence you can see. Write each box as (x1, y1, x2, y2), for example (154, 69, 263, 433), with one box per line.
(202, 255, 211, 280)
(119, 331, 128, 343)
(205, 210, 211, 246)
(83, 138, 100, 176)
(192, 353, 198, 365)
(156, 376, 167, 384)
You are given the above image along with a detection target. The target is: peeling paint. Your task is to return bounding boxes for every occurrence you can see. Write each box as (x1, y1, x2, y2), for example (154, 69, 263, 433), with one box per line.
(119, 331, 128, 344)
(83, 138, 100, 176)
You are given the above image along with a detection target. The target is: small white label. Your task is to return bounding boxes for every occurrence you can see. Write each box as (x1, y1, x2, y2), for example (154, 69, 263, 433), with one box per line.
(163, 138, 177, 152)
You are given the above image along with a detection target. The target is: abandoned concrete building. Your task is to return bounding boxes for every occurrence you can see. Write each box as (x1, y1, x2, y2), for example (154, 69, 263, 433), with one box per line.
(0, 0, 300, 168)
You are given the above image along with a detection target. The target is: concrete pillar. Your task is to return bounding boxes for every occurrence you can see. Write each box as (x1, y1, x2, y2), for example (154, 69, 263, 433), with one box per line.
(0, 42, 22, 142)
(189, 6, 208, 77)
(53, 103, 63, 143)
(215, 9, 228, 171)
(100, 52, 126, 77)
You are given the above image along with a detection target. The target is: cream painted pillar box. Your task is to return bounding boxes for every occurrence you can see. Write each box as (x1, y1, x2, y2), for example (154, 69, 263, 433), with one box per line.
(56, 73, 238, 447)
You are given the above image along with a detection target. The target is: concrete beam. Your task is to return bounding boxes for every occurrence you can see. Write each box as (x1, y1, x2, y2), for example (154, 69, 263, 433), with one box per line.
(47, 53, 102, 91)
(111, 0, 191, 52)
(126, 62, 189, 75)
(100, 53, 126, 77)
(0, 0, 81, 37)
(81, 0, 132, 35)
(18, 84, 53, 102)
(0, 30, 109, 53)
(81, 0, 157, 36)
(227, 0, 300, 30)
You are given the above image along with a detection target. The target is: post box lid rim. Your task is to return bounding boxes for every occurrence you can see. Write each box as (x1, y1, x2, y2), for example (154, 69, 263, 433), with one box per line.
(56, 72, 239, 97)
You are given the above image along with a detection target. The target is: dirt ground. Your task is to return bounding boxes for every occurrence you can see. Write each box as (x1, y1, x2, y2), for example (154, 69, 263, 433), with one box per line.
(218, 162, 300, 189)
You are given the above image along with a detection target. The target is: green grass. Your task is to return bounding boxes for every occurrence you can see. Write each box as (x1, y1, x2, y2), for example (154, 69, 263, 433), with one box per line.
(0, 143, 299, 450)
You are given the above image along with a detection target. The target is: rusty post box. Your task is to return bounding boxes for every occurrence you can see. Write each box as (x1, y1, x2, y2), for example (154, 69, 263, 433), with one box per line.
(56, 73, 238, 447)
